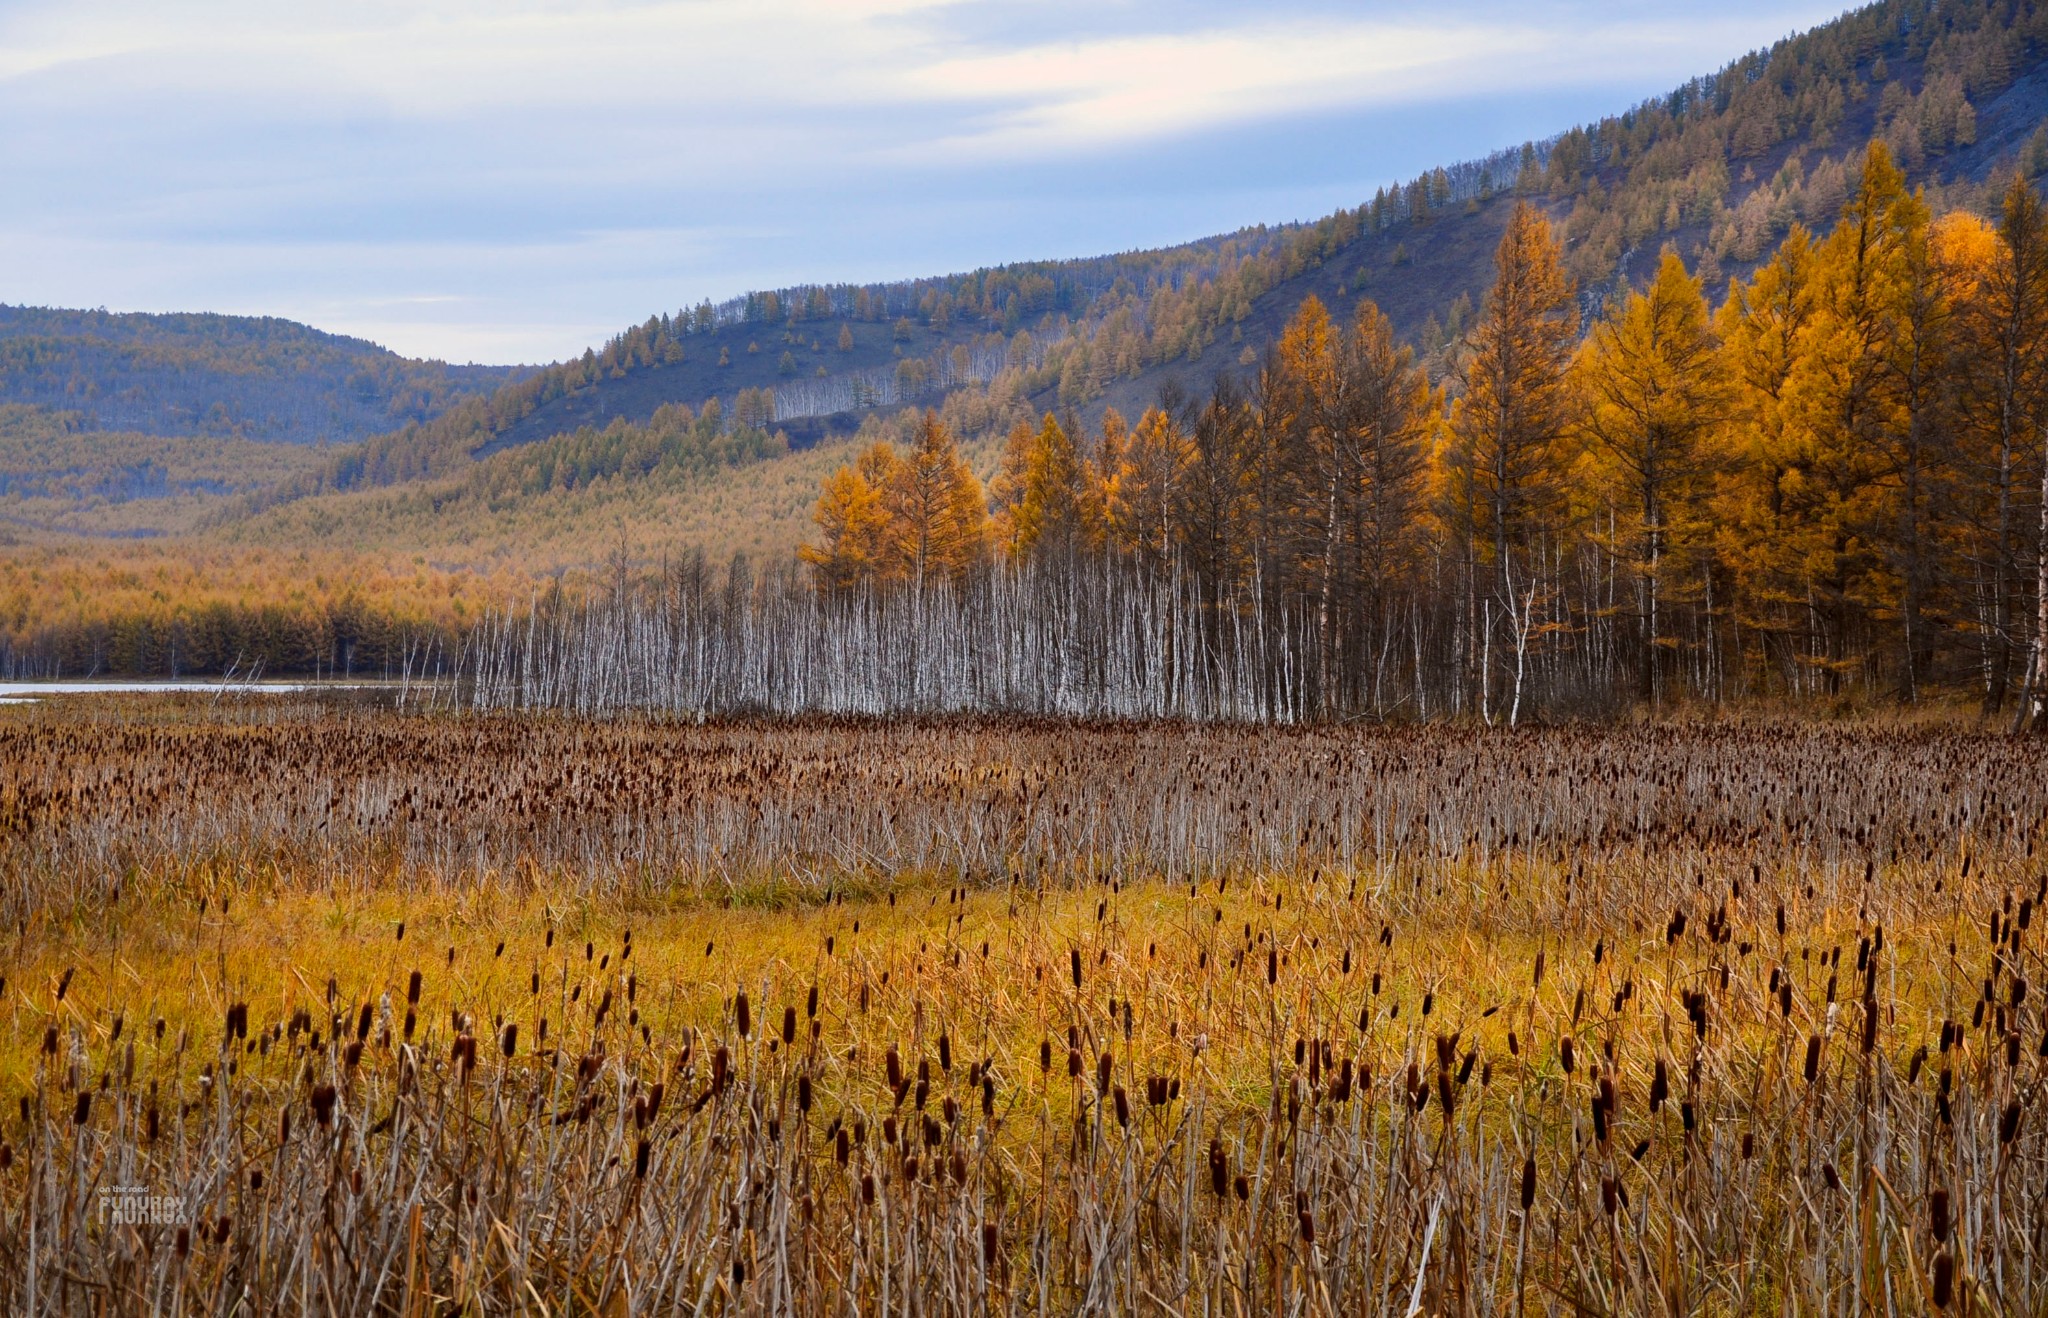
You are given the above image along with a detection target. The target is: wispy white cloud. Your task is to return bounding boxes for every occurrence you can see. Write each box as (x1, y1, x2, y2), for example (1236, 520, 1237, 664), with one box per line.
(899, 11, 1852, 157)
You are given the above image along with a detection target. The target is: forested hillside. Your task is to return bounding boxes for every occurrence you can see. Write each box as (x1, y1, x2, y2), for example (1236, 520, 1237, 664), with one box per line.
(0, 306, 526, 445)
(0, 406, 329, 540)
(295, 0, 2048, 504)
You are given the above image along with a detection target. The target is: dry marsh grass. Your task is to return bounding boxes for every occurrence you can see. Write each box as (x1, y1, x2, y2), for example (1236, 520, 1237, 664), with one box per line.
(0, 700, 2043, 1314)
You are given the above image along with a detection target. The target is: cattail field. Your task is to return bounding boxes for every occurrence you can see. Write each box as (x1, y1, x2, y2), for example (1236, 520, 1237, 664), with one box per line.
(0, 694, 2044, 1314)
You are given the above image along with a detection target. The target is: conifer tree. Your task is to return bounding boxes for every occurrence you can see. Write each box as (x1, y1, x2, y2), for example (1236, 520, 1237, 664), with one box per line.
(1780, 141, 1924, 692)
(1111, 407, 1194, 570)
(801, 444, 897, 590)
(1013, 414, 1097, 561)
(1949, 179, 2048, 718)
(1575, 247, 1725, 703)
(881, 411, 990, 590)
(1441, 201, 1579, 719)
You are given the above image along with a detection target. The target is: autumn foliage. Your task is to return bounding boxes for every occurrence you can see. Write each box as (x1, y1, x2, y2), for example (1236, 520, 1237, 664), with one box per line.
(808, 156, 2048, 724)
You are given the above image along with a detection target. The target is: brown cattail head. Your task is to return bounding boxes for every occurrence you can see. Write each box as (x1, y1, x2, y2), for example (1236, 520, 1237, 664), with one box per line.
(1930, 1186, 1950, 1242)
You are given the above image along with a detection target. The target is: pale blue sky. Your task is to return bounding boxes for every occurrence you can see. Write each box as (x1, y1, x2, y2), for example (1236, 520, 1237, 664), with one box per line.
(0, 0, 1851, 364)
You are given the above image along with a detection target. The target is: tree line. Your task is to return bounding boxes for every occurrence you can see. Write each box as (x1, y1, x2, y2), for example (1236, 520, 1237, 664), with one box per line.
(802, 146, 2048, 726)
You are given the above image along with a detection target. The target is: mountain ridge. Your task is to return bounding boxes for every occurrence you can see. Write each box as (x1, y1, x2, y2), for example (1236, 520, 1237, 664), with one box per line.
(0, 304, 530, 447)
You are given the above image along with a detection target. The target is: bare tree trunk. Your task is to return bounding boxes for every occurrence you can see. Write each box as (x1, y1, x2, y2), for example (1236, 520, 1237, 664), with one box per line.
(2032, 422, 2048, 732)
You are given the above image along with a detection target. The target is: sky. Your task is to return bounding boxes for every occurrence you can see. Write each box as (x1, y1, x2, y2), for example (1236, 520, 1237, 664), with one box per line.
(0, 0, 1853, 366)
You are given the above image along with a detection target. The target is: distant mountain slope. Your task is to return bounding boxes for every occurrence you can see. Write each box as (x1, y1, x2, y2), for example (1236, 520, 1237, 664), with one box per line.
(0, 405, 330, 542)
(0, 306, 530, 445)
(298, 0, 2048, 504)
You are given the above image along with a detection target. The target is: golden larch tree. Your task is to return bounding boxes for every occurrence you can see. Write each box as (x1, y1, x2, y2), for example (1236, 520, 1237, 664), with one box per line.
(1574, 246, 1726, 703)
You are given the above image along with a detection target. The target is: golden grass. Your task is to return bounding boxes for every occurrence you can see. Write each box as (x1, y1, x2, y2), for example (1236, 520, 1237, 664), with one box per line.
(217, 436, 883, 573)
